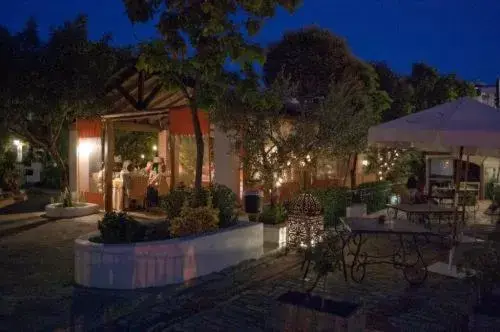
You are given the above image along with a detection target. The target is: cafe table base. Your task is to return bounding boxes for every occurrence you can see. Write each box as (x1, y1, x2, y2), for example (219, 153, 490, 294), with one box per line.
(342, 232, 429, 286)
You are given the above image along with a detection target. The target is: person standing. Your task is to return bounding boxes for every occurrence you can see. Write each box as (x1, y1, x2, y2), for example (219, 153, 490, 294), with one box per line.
(407, 175, 418, 202)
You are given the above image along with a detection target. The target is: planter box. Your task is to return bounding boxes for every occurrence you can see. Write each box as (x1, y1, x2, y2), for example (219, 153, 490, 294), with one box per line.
(263, 223, 287, 248)
(270, 291, 365, 332)
(346, 204, 367, 218)
(45, 203, 99, 218)
(74, 221, 263, 289)
(469, 294, 500, 330)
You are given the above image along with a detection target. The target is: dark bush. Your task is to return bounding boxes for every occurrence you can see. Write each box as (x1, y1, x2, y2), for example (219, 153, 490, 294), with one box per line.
(160, 184, 238, 228)
(0, 150, 20, 192)
(259, 204, 287, 225)
(310, 187, 350, 227)
(210, 184, 237, 228)
(159, 188, 191, 219)
(356, 180, 392, 213)
(97, 212, 145, 244)
(40, 164, 63, 189)
(486, 180, 495, 201)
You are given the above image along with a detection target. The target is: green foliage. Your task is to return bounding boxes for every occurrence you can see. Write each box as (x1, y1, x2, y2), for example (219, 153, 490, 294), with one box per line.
(458, 242, 500, 297)
(98, 212, 145, 244)
(40, 164, 63, 189)
(357, 181, 392, 213)
(0, 149, 20, 192)
(259, 204, 287, 225)
(160, 184, 238, 228)
(365, 147, 425, 184)
(61, 187, 73, 208)
(115, 130, 157, 166)
(307, 231, 346, 292)
(0, 16, 131, 188)
(123, 0, 300, 191)
(310, 187, 350, 227)
(374, 62, 477, 121)
(486, 179, 496, 201)
(491, 186, 500, 206)
(210, 183, 238, 228)
(160, 188, 192, 219)
(170, 204, 219, 238)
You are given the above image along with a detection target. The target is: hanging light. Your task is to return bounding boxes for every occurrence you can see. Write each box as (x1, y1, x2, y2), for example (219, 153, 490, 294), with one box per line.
(77, 141, 92, 156)
(362, 159, 369, 166)
(152, 145, 158, 151)
(140, 154, 145, 159)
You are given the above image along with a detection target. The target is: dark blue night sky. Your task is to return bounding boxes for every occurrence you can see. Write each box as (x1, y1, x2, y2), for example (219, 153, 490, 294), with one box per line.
(2, 0, 499, 83)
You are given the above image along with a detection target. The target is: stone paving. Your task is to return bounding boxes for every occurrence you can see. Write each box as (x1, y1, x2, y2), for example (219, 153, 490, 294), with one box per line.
(0, 195, 497, 331)
(84, 237, 476, 332)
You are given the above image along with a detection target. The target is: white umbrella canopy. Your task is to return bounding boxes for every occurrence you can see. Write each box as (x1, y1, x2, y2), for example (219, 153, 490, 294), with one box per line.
(368, 97, 500, 277)
(368, 97, 500, 157)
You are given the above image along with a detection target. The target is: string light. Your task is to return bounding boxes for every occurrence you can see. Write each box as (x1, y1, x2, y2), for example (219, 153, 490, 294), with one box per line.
(376, 148, 404, 181)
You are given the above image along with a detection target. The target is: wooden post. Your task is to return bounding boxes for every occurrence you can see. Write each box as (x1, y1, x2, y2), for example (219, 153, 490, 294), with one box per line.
(169, 134, 176, 191)
(104, 120, 115, 212)
(462, 154, 470, 222)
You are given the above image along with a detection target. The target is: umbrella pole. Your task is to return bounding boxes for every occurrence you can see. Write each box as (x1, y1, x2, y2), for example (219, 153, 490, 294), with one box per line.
(448, 146, 464, 270)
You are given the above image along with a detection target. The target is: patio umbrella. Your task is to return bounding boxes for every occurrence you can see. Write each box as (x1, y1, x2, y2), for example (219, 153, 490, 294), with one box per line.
(368, 97, 500, 275)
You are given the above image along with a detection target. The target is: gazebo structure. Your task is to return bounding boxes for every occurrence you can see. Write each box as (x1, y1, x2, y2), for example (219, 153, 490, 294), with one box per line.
(68, 65, 241, 212)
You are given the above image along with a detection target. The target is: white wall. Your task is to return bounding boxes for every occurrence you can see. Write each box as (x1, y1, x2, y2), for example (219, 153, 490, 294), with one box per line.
(69, 127, 77, 192)
(213, 127, 240, 197)
(74, 221, 263, 289)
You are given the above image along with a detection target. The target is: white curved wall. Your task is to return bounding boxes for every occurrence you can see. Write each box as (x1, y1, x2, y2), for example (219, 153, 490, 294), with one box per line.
(74, 221, 263, 289)
(45, 203, 99, 218)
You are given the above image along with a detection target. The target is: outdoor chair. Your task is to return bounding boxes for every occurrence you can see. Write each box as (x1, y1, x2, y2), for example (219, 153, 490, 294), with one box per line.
(458, 192, 479, 222)
(129, 175, 149, 209)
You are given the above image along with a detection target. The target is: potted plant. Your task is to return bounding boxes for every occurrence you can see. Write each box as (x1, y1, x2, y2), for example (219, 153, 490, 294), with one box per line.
(260, 203, 288, 248)
(458, 241, 500, 304)
(346, 191, 367, 217)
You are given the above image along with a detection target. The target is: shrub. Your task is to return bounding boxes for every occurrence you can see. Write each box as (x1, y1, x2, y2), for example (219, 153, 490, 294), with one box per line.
(486, 179, 496, 201)
(259, 204, 287, 225)
(310, 187, 350, 227)
(170, 203, 219, 238)
(210, 184, 237, 228)
(97, 212, 145, 244)
(40, 164, 63, 189)
(159, 188, 191, 219)
(356, 180, 392, 213)
(160, 184, 238, 228)
(0, 150, 20, 192)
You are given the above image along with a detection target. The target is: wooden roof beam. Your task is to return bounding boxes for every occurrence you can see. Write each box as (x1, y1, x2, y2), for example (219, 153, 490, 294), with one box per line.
(114, 121, 161, 133)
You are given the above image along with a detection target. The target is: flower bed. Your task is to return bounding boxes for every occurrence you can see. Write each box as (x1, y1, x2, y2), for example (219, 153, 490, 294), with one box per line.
(74, 221, 263, 289)
(45, 202, 99, 218)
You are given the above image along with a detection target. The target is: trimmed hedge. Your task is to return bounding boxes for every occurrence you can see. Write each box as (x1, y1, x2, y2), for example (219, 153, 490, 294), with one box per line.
(305, 181, 392, 226)
(356, 180, 392, 213)
(309, 187, 350, 227)
(159, 184, 238, 228)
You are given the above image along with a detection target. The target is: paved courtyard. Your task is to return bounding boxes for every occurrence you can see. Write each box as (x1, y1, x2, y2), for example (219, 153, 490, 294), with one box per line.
(0, 195, 497, 331)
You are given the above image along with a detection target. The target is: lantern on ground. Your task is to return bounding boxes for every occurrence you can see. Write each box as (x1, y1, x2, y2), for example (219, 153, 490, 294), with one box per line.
(286, 193, 324, 251)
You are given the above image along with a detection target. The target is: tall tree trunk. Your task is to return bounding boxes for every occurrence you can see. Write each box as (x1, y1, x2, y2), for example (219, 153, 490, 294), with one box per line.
(190, 102, 204, 194)
(50, 147, 68, 190)
(350, 153, 358, 189)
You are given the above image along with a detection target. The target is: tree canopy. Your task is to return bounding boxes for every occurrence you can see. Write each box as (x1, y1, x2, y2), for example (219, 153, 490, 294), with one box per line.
(373, 61, 478, 122)
(262, 27, 390, 187)
(0, 16, 131, 188)
(122, 0, 301, 193)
